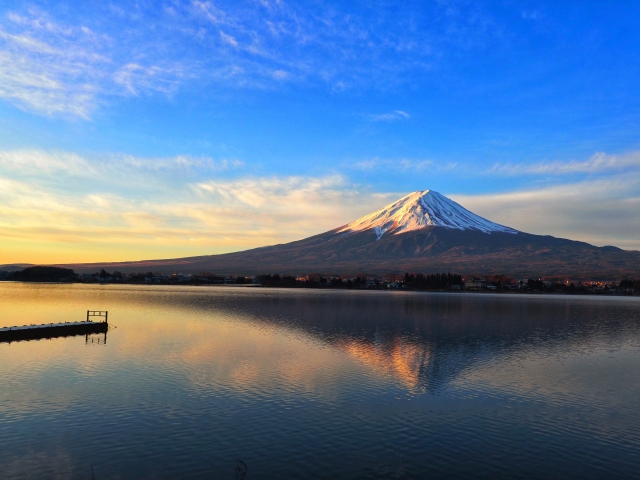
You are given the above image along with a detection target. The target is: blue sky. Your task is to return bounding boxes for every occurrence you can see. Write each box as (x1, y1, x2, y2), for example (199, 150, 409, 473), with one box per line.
(1, 0, 640, 263)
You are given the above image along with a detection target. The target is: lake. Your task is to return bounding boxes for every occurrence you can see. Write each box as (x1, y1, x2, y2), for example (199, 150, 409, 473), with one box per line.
(1, 283, 640, 479)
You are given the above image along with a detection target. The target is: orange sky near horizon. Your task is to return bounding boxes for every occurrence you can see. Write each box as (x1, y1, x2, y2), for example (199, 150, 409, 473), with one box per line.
(2, 167, 639, 266)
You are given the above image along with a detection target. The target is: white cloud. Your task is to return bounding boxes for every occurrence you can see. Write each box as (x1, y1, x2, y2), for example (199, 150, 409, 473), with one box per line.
(351, 157, 458, 172)
(113, 63, 184, 96)
(368, 110, 410, 122)
(118, 154, 243, 172)
(0, 28, 100, 117)
(193, 175, 394, 231)
(272, 69, 288, 80)
(0, 150, 96, 176)
(192, 1, 234, 26)
(488, 151, 640, 176)
(219, 31, 239, 47)
(3, 148, 639, 263)
(350, 151, 640, 179)
(0, 1, 505, 117)
(0, 9, 185, 117)
(0, 149, 396, 262)
(451, 177, 640, 250)
(0, 150, 242, 180)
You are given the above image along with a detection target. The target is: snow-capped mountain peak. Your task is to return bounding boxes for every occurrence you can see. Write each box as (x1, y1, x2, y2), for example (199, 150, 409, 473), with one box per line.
(338, 190, 518, 239)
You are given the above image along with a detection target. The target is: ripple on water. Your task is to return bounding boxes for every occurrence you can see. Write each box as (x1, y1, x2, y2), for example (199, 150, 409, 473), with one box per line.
(1, 285, 640, 479)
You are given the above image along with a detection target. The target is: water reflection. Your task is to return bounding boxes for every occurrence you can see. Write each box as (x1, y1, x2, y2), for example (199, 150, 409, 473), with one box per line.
(187, 290, 640, 393)
(85, 331, 108, 345)
(1, 284, 640, 479)
(2, 285, 639, 397)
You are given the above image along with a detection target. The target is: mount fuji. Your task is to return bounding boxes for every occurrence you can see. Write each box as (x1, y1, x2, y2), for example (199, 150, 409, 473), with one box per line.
(338, 190, 517, 238)
(65, 190, 640, 278)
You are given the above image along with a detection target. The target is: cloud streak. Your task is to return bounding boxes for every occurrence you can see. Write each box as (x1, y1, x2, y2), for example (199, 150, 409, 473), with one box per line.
(0, 8, 185, 117)
(368, 110, 410, 122)
(351, 157, 458, 172)
(349, 151, 640, 179)
(452, 177, 640, 250)
(0, 150, 393, 263)
(488, 151, 640, 176)
(0, 1, 504, 117)
(0, 150, 242, 181)
(2, 149, 639, 264)
(0, 150, 96, 176)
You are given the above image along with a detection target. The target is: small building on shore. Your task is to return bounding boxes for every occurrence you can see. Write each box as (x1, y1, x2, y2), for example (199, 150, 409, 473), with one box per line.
(465, 279, 486, 291)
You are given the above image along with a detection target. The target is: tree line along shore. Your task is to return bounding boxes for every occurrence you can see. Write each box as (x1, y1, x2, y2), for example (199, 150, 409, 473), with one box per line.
(1, 266, 639, 296)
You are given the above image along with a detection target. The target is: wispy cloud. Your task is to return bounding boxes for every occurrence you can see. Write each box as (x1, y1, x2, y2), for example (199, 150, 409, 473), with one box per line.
(0, 8, 185, 117)
(0, 150, 242, 180)
(350, 151, 640, 178)
(351, 157, 458, 172)
(521, 10, 542, 21)
(113, 63, 184, 96)
(487, 151, 640, 176)
(0, 149, 393, 262)
(192, 175, 395, 232)
(219, 31, 239, 47)
(4, 147, 640, 263)
(0, 1, 503, 117)
(0, 150, 96, 176)
(0, 27, 101, 117)
(345, 150, 640, 186)
(117, 154, 243, 173)
(451, 177, 640, 250)
(368, 110, 410, 122)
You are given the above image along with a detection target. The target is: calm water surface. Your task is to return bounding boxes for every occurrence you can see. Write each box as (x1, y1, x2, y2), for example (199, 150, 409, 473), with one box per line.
(1, 283, 640, 479)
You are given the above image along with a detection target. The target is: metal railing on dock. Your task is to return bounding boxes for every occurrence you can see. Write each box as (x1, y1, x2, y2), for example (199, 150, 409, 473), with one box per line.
(87, 310, 108, 322)
(0, 310, 110, 344)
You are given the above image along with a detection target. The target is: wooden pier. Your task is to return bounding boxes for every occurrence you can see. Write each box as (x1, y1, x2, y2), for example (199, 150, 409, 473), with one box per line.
(0, 310, 109, 344)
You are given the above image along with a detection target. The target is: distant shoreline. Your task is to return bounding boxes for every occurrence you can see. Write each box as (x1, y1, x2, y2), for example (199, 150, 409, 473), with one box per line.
(1, 279, 637, 297)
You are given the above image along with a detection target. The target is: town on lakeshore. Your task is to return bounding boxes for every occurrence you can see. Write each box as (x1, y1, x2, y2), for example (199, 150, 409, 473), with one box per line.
(2, 266, 638, 296)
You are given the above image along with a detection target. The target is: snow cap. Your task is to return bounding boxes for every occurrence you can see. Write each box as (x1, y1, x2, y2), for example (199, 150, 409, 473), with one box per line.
(339, 190, 518, 239)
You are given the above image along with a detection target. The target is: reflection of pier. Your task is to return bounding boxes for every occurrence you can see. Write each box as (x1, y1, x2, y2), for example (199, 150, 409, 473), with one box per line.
(0, 310, 109, 344)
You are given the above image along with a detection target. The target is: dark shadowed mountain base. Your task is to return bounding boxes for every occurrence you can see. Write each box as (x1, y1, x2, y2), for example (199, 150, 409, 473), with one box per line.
(63, 226, 640, 278)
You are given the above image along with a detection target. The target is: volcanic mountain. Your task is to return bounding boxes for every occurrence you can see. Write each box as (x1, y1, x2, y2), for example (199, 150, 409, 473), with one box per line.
(66, 190, 640, 278)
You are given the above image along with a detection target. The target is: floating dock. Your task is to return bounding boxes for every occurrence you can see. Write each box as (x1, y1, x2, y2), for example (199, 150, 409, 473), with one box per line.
(0, 310, 109, 344)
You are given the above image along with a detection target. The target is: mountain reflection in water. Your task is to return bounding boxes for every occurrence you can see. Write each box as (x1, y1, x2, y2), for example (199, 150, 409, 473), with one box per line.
(197, 291, 640, 393)
(1, 284, 640, 480)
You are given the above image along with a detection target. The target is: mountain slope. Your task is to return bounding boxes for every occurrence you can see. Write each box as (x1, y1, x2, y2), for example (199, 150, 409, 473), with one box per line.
(339, 190, 517, 237)
(63, 190, 640, 278)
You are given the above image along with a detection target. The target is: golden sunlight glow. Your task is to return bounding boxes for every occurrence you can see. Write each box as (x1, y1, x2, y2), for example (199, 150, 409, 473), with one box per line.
(0, 154, 396, 263)
(340, 339, 431, 390)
